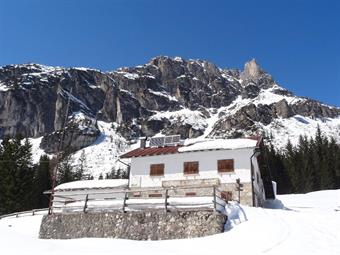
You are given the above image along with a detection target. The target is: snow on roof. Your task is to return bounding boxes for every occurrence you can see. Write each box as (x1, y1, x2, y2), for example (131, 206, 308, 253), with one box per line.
(54, 179, 128, 191)
(178, 138, 258, 152)
(121, 138, 259, 158)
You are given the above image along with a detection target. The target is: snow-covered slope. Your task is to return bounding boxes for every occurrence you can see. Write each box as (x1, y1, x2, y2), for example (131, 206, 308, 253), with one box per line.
(261, 115, 340, 148)
(28, 121, 133, 178)
(1, 189, 339, 255)
(70, 121, 132, 178)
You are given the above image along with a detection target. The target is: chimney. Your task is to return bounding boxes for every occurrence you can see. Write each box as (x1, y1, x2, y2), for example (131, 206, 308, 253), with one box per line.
(139, 137, 147, 148)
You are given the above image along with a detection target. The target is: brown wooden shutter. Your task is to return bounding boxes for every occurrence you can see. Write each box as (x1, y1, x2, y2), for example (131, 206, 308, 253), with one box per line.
(150, 164, 164, 176)
(184, 161, 199, 174)
(217, 159, 234, 172)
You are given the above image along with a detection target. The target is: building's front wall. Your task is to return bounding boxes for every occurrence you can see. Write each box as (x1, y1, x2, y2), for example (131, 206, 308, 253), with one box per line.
(129, 148, 266, 206)
(130, 148, 253, 187)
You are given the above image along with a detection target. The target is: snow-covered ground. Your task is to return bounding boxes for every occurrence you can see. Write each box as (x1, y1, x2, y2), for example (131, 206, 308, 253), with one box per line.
(1, 189, 339, 255)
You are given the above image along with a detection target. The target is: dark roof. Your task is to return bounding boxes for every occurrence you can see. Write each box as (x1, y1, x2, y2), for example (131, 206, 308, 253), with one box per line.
(120, 146, 181, 158)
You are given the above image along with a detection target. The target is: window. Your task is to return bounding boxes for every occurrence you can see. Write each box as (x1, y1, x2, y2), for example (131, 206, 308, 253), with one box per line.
(217, 159, 234, 173)
(150, 164, 164, 176)
(184, 161, 199, 174)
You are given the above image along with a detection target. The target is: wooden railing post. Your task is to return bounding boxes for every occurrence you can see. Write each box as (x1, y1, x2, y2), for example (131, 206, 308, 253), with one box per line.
(165, 189, 169, 212)
(213, 186, 217, 211)
(122, 192, 128, 213)
(83, 194, 89, 213)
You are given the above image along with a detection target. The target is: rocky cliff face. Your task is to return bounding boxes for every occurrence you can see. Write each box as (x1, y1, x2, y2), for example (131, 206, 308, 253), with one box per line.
(0, 57, 339, 157)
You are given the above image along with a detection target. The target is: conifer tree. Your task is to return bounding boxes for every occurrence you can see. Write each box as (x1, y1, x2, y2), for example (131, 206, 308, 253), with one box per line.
(33, 155, 52, 208)
(74, 150, 86, 180)
(98, 173, 103, 180)
(264, 130, 339, 194)
(283, 139, 301, 193)
(57, 154, 75, 185)
(0, 135, 34, 214)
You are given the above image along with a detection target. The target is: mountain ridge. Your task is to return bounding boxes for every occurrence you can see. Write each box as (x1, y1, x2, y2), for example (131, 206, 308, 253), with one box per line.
(0, 56, 339, 177)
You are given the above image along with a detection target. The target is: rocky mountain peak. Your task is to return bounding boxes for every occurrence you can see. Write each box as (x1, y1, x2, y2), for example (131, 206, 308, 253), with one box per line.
(243, 58, 262, 78)
(240, 59, 274, 89)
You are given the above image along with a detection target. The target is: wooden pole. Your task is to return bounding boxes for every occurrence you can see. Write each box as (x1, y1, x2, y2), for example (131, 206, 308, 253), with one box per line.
(165, 189, 169, 212)
(48, 86, 73, 215)
(122, 192, 128, 213)
(83, 194, 89, 213)
(213, 186, 217, 211)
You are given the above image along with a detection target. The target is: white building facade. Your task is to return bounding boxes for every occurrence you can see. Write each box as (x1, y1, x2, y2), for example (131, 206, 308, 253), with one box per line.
(121, 138, 272, 206)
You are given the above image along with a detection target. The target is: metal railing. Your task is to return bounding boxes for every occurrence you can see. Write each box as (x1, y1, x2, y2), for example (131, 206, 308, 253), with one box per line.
(49, 186, 227, 215)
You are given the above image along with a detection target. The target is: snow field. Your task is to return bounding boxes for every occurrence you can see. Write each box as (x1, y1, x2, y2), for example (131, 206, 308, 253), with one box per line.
(1, 190, 339, 255)
(261, 115, 340, 149)
(29, 121, 133, 178)
(67, 121, 132, 179)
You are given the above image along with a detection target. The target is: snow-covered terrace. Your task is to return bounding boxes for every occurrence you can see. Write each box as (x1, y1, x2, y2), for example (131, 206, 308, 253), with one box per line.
(51, 183, 226, 215)
(54, 179, 129, 191)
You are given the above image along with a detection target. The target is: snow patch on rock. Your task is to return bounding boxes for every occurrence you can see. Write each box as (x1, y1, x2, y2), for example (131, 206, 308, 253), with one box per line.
(149, 109, 208, 130)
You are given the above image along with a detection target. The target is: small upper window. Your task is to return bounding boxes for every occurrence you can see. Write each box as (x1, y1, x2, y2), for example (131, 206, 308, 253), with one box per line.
(150, 164, 164, 176)
(184, 161, 199, 174)
(217, 159, 234, 173)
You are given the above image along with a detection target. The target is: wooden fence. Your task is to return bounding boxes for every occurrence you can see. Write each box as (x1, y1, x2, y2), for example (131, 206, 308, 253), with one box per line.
(50, 186, 227, 215)
(0, 208, 48, 220)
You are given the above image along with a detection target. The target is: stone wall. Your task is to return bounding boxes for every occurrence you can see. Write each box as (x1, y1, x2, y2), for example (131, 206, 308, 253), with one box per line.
(39, 210, 226, 240)
(220, 182, 253, 206)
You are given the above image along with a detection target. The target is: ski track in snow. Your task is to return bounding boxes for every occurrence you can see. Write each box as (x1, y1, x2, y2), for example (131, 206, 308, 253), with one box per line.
(261, 209, 291, 253)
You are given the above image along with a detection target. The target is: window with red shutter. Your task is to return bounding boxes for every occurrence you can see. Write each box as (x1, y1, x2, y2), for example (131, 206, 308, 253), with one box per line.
(217, 159, 234, 173)
(183, 161, 199, 174)
(150, 164, 164, 176)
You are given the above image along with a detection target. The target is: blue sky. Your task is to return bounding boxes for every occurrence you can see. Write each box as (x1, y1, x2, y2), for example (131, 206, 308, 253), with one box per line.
(0, 0, 339, 106)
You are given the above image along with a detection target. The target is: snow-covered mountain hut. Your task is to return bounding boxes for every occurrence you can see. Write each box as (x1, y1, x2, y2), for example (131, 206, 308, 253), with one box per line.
(120, 136, 275, 206)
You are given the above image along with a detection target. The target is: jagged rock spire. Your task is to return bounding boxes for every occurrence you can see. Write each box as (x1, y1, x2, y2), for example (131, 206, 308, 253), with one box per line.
(242, 58, 263, 79)
(244, 59, 261, 77)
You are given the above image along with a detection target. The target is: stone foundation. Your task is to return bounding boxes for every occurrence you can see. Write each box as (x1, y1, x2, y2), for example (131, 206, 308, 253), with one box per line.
(39, 210, 226, 240)
(220, 182, 253, 206)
